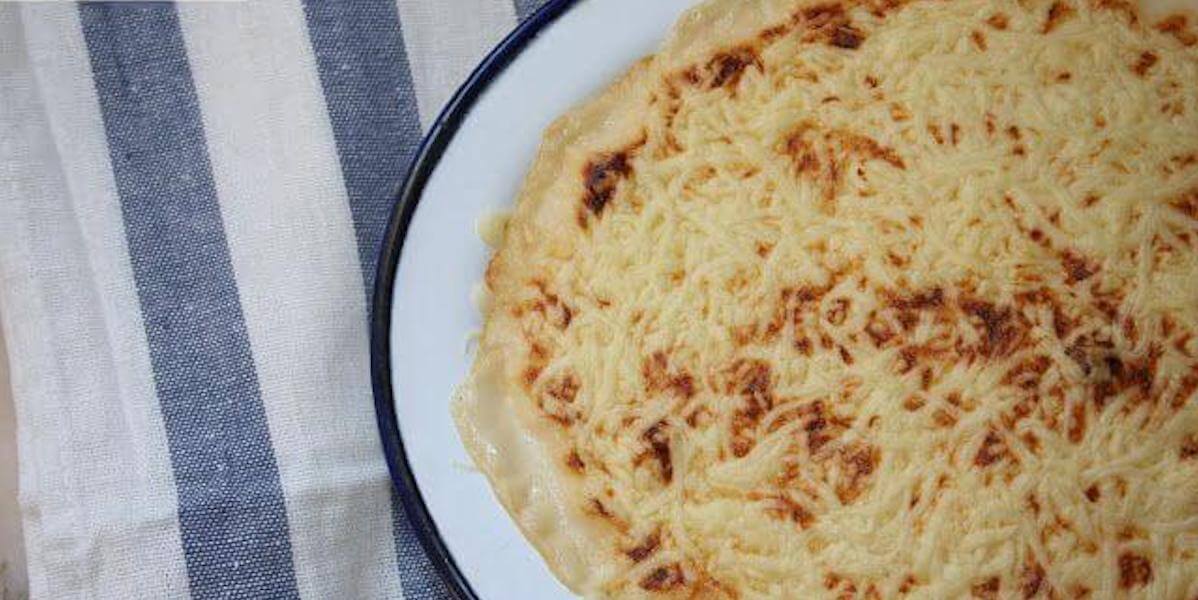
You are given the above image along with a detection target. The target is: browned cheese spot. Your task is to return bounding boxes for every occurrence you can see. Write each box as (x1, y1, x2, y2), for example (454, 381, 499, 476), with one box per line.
(971, 30, 988, 50)
(889, 286, 945, 311)
(1171, 187, 1198, 219)
(987, 13, 1009, 29)
(1090, 352, 1156, 407)
(1003, 355, 1052, 389)
(764, 494, 816, 528)
(678, 66, 702, 88)
(1122, 316, 1139, 345)
(731, 325, 756, 348)
(591, 498, 611, 517)
(522, 281, 575, 330)
(642, 351, 697, 399)
(904, 395, 926, 411)
(826, 297, 851, 325)
(1118, 553, 1153, 589)
(971, 576, 1001, 599)
(799, 4, 845, 26)
(824, 572, 843, 590)
(1053, 306, 1078, 340)
(962, 298, 1027, 358)
(529, 281, 575, 330)
(522, 341, 550, 390)
(685, 405, 713, 428)
(1022, 559, 1047, 598)
(1181, 434, 1198, 460)
(946, 391, 964, 407)
(933, 408, 958, 428)
(975, 429, 1009, 467)
(1133, 50, 1158, 77)
(836, 442, 880, 503)
(1173, 153, 1198, 170)
(625, 530, 661, 562)
(547, 372, 580, 403)
(1065, 339, 1095, 375)
(727, 359, 774, 457)
(707, 45, 763, 90)
(758, 23, 791, 43)
(638, 420, 674, 484)
(780, 123, 905, 209)
(1043, 1, 1076, 33)
(783, 123, 824, 178)
(566, 449, 586, 473)
(865, 0, 909, 18)
(1021, 432, 1042, 455)
(1068, 400, 1087, 442)
(1157, 14, 1198, 46)
(1085, 484, 1101, 502)
(928, 124, 945, 145)
(1175, 372, 1198, 409)
(1118, 524, 1145, 541)
(582, 151, 632, 217)
(797, 3, 867, 49)
(522, 365, 543, 389)
(803, 401, 836, 453)
(832, 24, 865, 49)
(866, 310, 896, 348)
(589, 498, 629, 532)
(539, 371, 581, 427)
(640, 564, 686, 592)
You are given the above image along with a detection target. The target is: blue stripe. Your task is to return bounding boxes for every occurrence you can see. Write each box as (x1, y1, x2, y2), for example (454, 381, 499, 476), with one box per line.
(513, 0, 545, 21)
(78, 5, 300, 599)
(389, 499, 451, 599)
(301, 0, 423, 295)
(299, 2, 452, 598)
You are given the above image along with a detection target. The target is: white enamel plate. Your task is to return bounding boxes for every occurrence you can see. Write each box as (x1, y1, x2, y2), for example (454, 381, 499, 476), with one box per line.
(372, 1, 699, 598)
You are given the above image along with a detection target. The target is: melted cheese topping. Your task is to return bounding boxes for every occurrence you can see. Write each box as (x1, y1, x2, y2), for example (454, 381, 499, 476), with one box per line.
(475, 0, 1198, 597)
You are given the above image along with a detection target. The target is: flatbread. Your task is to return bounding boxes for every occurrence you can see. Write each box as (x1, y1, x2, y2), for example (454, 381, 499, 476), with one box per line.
(454, 0, 1198, 597)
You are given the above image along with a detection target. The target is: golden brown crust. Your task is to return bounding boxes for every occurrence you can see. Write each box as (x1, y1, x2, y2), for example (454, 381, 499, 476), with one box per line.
(456, 0, 1198, 597)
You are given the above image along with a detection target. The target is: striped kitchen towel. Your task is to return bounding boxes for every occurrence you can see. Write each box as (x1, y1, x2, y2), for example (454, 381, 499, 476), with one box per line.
(0, 1, 547, 598)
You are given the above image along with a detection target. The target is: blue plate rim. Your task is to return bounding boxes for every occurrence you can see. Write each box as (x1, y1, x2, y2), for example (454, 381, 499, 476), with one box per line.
(369, 1, 584, 598)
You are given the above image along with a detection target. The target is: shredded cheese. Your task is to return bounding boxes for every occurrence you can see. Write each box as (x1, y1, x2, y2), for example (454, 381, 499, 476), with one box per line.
(476, 0, 1198, 597)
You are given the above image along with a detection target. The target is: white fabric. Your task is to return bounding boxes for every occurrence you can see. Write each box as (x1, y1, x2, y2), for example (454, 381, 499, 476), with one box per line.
(177, 3, 404, 598)
(0, 1, 522, 597)
(397, 0, 518, 129)
(1, 5, 190, 598)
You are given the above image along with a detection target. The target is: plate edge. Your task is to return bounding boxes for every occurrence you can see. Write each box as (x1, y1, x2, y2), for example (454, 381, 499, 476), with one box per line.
(369, 1, 585, 598)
